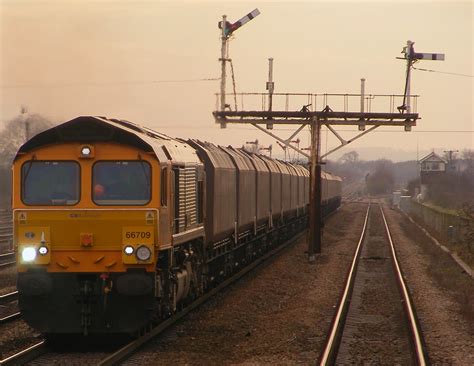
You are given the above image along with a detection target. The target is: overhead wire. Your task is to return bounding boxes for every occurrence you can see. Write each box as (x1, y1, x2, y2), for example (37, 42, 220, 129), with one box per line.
(413, 66, 473, 78)
(1, 77, 220, 89)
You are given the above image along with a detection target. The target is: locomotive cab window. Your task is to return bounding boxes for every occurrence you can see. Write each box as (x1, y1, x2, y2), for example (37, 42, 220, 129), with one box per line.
(93, 161, 151, 205)
(21, 161, 80, 205)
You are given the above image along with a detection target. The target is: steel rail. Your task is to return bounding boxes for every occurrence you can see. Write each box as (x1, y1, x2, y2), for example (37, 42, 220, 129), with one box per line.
(0, 261, 15, 269)
(0, 341, 47, 366)
(319, 203, 370, 365)
(380, 205, 428, 365)
(0, 291, 19, 306)
(98, 230, 307, 366)
(0, 312, 21, 325)
(319, 204, 427, 365)
(0, 253, 15, 269)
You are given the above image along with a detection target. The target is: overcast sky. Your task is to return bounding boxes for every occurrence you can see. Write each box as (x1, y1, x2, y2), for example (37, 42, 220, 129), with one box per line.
(1, 0, 472, 160)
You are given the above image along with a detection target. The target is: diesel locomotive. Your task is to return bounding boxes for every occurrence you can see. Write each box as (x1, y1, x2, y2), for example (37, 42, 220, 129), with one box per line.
(12, 116, 342, 336)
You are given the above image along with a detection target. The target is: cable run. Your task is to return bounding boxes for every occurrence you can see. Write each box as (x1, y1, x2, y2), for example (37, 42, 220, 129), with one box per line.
(413, 66, 473, 78)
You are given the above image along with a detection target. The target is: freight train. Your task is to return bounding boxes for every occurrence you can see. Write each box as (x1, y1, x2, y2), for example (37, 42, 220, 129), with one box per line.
(12, 116, 342, 336)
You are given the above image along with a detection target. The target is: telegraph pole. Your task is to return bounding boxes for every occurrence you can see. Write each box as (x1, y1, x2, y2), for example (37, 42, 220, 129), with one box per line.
(21, 105, 29, 141)
(444, 150, 459, 172)
(444, 150, 458, 161)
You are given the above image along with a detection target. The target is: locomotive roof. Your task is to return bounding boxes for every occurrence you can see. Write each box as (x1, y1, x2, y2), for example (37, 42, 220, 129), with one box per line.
(15, 116, 201, 165)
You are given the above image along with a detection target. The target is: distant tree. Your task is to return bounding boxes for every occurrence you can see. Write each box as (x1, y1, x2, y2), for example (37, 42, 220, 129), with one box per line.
(462, 149, 474, 160)
(462, 149, 474, 173)
(0, 165, 11, 207)
(0, 112, 53, 208)
(366, 159, 395, 195)
(338, 150, 359, 164)
(0, 113, 53, 167)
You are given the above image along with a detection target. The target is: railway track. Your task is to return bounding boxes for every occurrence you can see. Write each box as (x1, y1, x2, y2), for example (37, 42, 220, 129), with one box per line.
(0, 210, 14, 270)
(319, 202, 427, 365)
(0, 210, 13, 255)
(0, 252, 15, 269)
(0, 230, 306, 365)
(0, 291, 18, 306)
(0, 291, 20, 328)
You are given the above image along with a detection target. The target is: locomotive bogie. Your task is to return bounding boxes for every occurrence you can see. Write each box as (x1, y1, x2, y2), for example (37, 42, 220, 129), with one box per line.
(18, 271, 155, 334)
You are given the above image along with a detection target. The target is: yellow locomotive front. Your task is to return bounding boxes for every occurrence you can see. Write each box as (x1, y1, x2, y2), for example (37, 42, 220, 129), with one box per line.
(11, 117, 183, 336)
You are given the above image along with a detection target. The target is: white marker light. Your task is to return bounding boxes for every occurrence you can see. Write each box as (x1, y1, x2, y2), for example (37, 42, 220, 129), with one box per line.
(124, 245, 134, 255)
(22, 247, 37, 262)
(81, 146, 92, 156)
(38, 246, 49, 255)
(136, 245, 151, 261)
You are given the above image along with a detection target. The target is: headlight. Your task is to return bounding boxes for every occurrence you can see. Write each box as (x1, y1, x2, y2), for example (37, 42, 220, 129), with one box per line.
(22, 247, 37, 262)
(136, 245, 151, 261)
(124, 245, 134, 255)
(38, 246, 49, 255)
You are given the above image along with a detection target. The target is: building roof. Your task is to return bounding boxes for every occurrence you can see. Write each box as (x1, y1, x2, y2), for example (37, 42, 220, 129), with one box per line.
(419, 151, 447, 164)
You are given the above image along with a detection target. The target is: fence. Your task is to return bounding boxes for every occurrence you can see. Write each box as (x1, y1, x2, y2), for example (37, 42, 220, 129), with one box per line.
(400, 198, 473, 244)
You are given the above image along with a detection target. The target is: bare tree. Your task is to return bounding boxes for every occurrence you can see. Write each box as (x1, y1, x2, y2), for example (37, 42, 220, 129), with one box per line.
(366, 159, 395, 195)
(0, 112, 53, 208)
(462, 149, 474, 173)
(338, 150, 359, 164)
(0, 113, 53, 166)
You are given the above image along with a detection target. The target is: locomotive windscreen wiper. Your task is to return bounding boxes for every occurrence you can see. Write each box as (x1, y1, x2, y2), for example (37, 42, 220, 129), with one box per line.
(138, 157, 151, 189)
(21, 156, 37, 186)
